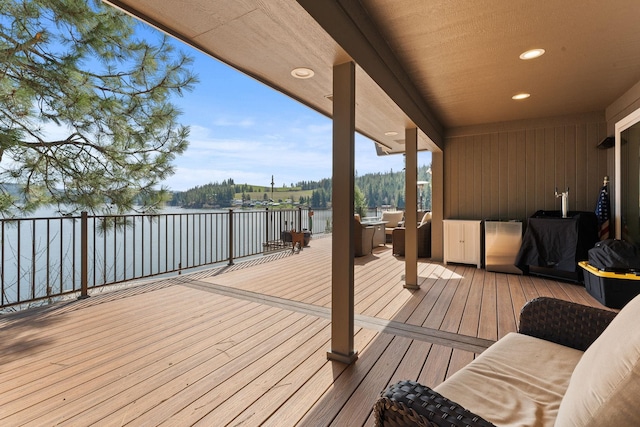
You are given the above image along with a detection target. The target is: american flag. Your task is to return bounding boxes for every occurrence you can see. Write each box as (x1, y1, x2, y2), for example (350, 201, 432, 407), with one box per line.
(595, 183, 610, 240)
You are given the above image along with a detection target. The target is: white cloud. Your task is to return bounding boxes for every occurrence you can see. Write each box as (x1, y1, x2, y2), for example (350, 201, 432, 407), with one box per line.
(165, 126, 334, 190)
(211, 117, 255, 128)
(306, 123, 332, 134)
(163, 86, 420, 191)
(164, 117, 424, 192)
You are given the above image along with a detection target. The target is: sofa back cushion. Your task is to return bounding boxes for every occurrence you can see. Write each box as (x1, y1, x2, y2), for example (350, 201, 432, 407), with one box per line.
(555, 294, 640, 426)
(420, 211, 432, 226)
(381, 211, 403, 228)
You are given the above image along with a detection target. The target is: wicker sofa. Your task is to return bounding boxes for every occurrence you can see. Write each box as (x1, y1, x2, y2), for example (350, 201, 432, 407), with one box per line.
(374, 295, 640, 426)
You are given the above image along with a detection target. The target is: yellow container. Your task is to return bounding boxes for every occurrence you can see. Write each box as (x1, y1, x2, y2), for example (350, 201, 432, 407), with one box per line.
(579, 261, 640, 309)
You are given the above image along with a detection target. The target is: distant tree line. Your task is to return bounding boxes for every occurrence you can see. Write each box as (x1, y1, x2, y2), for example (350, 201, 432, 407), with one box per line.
(170, 180, 236, 208)
(354, 164, 432, 210)
(169, 164, 431, 210)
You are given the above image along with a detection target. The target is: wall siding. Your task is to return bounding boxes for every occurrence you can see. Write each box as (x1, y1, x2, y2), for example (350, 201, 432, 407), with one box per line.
(444, 119, 608, 221)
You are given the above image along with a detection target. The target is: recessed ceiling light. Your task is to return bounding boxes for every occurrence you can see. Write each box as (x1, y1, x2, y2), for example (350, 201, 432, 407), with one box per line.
(512, 93, 531, 100)
(384, 131, 398, 136)
(519, 49, 545, 60)
(291, 67, 314, 79)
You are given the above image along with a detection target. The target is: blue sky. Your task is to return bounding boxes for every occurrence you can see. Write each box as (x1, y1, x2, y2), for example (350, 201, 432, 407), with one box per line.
(152, 27, 431, 191)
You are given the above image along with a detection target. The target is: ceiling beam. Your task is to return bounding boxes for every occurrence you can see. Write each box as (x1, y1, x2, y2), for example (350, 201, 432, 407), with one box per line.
(296, 0, 444, 150)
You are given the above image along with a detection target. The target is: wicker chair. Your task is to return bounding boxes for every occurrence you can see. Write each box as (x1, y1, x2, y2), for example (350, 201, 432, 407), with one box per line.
(373, 297, 632, 427)
(392, 221, 431, 258)
(354, 215, 375, 256)
(381, 211, 404, 243)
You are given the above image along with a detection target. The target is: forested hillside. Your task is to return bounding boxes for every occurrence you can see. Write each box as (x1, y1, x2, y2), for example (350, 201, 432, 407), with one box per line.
(169, 164, 432, 209)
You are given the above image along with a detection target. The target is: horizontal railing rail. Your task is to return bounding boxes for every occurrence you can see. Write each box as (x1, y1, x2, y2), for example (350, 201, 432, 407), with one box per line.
(0, 207, 332, 311)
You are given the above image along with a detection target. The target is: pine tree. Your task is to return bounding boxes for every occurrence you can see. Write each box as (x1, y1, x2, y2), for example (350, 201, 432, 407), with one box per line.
(0, 0, 197, 215)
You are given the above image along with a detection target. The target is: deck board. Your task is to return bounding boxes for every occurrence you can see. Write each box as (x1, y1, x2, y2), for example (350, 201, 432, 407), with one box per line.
(0, 235, 611, 426)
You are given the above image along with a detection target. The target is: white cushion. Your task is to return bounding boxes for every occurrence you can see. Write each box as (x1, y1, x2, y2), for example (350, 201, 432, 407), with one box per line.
(381, 211, 404, 228)
(555, 294, 640, 426)
(434, 333, 583, 427)
(420, 211, 432, 225)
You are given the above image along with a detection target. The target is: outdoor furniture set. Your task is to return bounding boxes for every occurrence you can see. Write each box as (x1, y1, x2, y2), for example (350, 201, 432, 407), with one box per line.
(354, 211, 432, 258)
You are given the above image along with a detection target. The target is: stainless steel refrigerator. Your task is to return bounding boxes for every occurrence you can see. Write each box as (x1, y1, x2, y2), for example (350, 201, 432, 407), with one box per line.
(484, 220, 523, 274)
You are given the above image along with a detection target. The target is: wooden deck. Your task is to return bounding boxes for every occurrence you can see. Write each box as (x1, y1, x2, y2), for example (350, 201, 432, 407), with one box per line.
(0, 235, 610, 426)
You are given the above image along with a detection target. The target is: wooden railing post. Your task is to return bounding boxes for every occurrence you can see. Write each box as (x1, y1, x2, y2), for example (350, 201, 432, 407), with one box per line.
(228, 209, 234, 266)
(79, 211, 89, 299)
(298, 206, 302, 231)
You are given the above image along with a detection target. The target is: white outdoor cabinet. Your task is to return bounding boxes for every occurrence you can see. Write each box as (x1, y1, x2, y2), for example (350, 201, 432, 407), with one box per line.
(443, 220, 482, 268)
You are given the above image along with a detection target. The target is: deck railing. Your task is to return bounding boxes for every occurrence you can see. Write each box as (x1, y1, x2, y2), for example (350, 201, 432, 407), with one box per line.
(0, 207, 331, 311)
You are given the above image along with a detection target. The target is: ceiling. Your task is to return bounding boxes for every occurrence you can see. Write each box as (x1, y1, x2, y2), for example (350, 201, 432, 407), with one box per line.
(103, 0, 640, 155)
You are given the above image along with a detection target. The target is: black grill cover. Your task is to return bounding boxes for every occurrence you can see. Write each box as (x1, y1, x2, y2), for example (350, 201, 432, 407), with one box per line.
(515, 211, 599, 277)
(588, 239, 640, 272)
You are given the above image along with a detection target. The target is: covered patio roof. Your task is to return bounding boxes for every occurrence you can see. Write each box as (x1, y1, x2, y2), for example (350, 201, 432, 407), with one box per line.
(103, 0, 640, 154)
